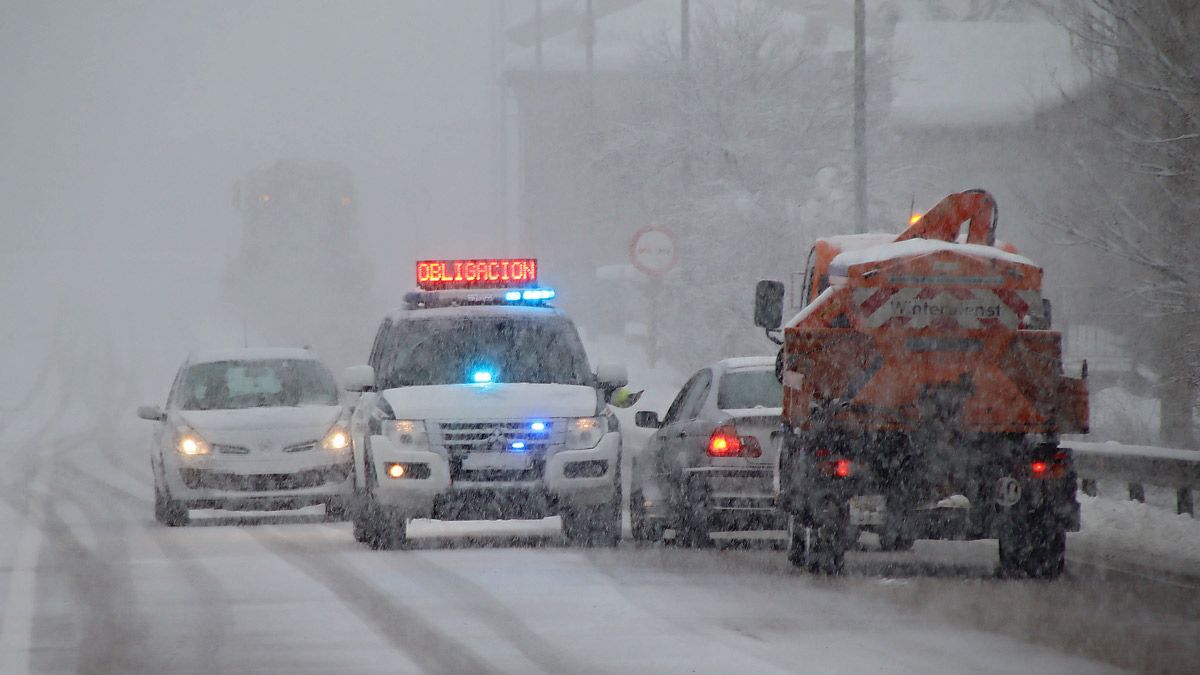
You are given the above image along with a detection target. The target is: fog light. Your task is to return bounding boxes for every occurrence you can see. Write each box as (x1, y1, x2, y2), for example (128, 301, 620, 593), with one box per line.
(387, 463, 406, 479)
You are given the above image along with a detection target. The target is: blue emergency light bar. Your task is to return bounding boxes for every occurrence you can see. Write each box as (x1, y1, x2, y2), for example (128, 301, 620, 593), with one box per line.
(404, 286, 556, 309)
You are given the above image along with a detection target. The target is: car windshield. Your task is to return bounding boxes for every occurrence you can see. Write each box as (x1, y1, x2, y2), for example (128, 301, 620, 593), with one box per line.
(717, 368, 783, 410)
(379, 315, 593, 388)
(180, 359, 338, 410)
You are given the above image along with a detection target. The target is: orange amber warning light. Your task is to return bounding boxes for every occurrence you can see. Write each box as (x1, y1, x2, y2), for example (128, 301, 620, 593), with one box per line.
(416, 258, 538, 290)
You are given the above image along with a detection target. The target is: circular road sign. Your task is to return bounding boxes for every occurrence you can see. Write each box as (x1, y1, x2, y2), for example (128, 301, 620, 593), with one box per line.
(629, 225, 678, 277)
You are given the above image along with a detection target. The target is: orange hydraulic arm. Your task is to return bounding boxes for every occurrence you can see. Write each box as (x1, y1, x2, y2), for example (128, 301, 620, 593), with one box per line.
(895, 189, 997, 246)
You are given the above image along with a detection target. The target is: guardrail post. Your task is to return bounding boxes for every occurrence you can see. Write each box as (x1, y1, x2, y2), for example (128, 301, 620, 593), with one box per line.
(1128, 483, 1145, 502)
(1178, 488, 1194, 516)
(1080, 478, 1097, 497)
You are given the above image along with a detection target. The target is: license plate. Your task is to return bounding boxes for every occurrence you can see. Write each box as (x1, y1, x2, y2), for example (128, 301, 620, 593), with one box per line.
(462, 452, 532, 471)
(850, 495, 885, 526)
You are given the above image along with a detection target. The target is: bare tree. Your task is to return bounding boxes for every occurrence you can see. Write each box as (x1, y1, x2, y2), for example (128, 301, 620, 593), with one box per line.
(1046, 0, 1200, 447)
(594, 2, 852, 364)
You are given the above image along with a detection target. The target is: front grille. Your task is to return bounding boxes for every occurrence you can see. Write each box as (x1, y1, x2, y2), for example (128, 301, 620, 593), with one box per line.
(450, 459, 545, 483)
(435, 420, 559, 456)
(212, 439, 320, 455)
(180, 461, 351, 492)
(432, 419, 562, 483)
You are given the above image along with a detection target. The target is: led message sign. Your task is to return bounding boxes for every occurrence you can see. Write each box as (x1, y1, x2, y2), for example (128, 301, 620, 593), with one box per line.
(416, 258, 538, 290)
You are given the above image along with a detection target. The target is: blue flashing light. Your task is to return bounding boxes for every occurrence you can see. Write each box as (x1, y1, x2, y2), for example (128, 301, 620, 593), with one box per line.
(529, 421, 546, 432)
(504, 291, 522, 301)
(472, 370, 494, 384)
(511, 441, 527, 451)
(522, 289, 556, 302)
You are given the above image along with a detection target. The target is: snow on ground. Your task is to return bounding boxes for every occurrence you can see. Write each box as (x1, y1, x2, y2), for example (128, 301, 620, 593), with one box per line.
(1072, 494, 1200, 579)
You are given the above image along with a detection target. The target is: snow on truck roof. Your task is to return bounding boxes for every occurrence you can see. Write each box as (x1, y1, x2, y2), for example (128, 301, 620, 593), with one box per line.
(718, 356, 777, 371)
(188, 347, 319, 364)
(830, 238, 1037, 271)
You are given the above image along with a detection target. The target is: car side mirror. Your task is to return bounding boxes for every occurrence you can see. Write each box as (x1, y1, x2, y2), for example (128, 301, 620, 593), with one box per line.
(342, 365, 376, 393)
(595, 362, 628, 389)
(635, 410, 661, 428)
(137, 405, 165, 421)
(754, 279, 785, 329)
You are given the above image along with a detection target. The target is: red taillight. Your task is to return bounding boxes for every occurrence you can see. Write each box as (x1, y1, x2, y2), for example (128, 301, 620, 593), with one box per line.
(741, 436, 762, 459)
(708, 425, 742, 457)
(834, 458, 852, 478)
(1030, 451, 1070, 480)
(815, 455, 852, 478)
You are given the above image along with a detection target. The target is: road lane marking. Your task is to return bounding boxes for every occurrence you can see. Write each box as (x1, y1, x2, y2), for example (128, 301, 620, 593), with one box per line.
(0, 459, 53, 675)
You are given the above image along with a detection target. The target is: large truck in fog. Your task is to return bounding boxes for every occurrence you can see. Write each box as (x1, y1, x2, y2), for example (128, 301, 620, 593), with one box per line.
(224, 160, 373, 367)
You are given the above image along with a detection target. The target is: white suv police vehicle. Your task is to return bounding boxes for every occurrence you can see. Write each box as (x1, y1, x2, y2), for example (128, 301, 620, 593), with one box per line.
(343, 258, 627, 549)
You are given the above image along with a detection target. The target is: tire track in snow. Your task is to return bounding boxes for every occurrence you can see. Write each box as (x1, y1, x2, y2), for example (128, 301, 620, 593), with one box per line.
(363, 543, 604, 675)
(58, 462, 233, 675)
(250, 527, 496, 675)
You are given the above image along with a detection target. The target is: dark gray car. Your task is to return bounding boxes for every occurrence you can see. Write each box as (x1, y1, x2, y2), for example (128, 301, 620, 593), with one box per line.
(630, 357, 784, 546)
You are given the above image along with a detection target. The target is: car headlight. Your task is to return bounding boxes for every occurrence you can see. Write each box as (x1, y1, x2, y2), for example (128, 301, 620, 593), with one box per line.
(565, 416, 606, 450)
(322, 424, 351, 451)
(384, 419, 428, 447)
(176, 428, 210, 456)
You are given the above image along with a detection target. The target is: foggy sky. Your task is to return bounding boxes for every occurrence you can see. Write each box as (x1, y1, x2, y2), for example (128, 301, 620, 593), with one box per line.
(1, 1, 498, 275)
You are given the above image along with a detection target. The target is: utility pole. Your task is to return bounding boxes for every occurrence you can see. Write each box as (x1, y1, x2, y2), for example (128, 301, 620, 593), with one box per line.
(853, 0, 867, 233)
(534, 0, 543, 69)
(491, 0, 511, 252)
(679, 0, 691, 188)
(680, 0, 690, 64)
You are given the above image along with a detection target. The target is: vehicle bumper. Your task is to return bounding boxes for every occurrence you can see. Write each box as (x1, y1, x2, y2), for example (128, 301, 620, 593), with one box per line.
(163, 452, 355, 510)
(682, 466, 784, 529)
(367, 432, 620, 517)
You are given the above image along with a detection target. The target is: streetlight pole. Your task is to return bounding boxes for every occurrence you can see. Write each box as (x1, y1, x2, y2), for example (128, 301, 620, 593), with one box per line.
(853, 0, 867, 233)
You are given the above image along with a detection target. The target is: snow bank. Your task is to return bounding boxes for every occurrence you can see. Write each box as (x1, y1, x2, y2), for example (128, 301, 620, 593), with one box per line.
(1072, 495, 1200, 577)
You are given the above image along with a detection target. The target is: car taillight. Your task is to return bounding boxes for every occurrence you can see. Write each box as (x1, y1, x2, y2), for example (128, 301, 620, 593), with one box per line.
(1030, 451, 1070, 480)
(813, 448, 852, 478)
(708, 424, 742, 457)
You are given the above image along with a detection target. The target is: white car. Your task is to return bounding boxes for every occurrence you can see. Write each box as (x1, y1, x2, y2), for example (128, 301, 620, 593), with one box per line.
(343, 291, 627, 550)
(630, 357, 784, 545)
(139, 348, 355, 526)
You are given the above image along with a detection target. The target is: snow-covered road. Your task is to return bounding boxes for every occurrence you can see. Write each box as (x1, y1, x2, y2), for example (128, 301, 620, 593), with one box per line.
(1, 261, 1197, 674)
(1, 422, 1197, 674)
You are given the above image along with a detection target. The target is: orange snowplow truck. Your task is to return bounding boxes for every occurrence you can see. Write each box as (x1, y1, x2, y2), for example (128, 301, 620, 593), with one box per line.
(754, 190, 1088, 578)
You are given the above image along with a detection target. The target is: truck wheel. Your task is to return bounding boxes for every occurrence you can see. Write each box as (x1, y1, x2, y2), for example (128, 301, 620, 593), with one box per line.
(154, 482, 189, 527)
(805, 498, 848, 575)
(999, 519, 1065, 579)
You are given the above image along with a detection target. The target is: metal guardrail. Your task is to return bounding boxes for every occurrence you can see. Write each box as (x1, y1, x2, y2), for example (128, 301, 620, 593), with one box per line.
(1066, 440, 1199, 516)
